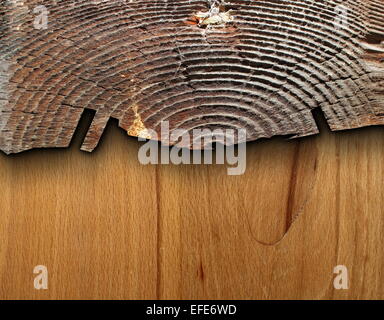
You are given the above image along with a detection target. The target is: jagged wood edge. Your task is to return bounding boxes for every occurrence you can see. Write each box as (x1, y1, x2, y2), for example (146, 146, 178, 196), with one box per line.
(0, 0, 383, 154)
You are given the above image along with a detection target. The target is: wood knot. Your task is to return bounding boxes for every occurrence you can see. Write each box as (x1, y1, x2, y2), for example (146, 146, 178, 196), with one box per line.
(185, 1, 234, 28)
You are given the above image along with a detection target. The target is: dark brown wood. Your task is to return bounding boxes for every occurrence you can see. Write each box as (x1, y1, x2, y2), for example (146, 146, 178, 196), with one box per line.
(1, 0, 383, 154)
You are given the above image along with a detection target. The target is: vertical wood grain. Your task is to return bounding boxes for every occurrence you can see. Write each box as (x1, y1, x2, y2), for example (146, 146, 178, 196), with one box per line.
(0, 120, 383, 299)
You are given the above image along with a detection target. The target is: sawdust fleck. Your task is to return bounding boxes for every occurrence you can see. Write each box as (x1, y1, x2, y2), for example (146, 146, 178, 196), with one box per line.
(127, 105, 152, 139)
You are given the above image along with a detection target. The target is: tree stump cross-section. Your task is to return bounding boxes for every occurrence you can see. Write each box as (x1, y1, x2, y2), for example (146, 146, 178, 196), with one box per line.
(0, 0, 383, 154)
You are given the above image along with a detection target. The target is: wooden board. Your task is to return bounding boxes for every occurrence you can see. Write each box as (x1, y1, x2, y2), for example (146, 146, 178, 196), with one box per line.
(0, 113, 383, 299)
(1, 0, 384, 153)
(1, 0, 383, 300)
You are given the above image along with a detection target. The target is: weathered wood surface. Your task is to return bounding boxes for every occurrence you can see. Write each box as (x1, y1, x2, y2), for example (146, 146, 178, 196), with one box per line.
(1, 0, 383, 154)
(0, 118, 383, 299)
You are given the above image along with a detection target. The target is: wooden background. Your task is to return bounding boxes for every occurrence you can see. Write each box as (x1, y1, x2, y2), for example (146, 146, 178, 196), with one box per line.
(0, 113, 383, 300)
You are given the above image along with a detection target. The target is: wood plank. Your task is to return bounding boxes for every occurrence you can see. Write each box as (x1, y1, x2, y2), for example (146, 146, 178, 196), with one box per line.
(0, 120, 159, 299)
(1, 0, 383, 154)
(0, 118, 383, 299)
(1, 0, 383, 300)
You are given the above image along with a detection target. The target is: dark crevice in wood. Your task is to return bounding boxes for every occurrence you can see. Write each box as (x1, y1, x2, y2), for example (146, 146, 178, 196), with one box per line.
(69, 108, 96, 150)
(365, 33, 384, 45)
(311, 107, 332, 132)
